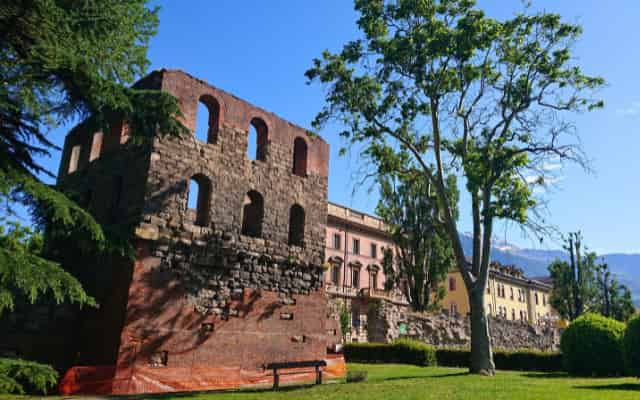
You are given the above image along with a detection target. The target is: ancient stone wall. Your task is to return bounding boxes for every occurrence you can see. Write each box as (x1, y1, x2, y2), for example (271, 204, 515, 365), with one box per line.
(367, 303, 560, 351)
(47, 69, 342, 395)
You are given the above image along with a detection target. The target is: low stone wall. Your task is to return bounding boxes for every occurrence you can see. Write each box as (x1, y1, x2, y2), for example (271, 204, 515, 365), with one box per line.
(369, 305, 559, 351)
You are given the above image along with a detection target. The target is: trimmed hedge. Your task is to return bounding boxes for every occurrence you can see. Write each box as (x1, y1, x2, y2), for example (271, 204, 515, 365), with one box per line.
(561, 313, 626, 377)
(345, 341, 562, 372)
(624, 314, 640, 377)
(344, 339, 437, 366)
(435, 348, 562, 372)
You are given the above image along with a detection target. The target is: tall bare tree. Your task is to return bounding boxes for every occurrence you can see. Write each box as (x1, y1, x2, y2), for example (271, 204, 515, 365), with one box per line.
(307, 0, 603, 374)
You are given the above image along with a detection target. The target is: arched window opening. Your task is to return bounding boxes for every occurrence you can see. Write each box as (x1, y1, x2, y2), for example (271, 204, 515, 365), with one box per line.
(186, 174, 211, 227)
(68, 145, 81, 173)
(241, 190, 264, 238)
(292, 137, 308, 177)
(195, 95, 220, 144)
(248, 117, 268, 161)
(288, 204, 305, 246)
(89, 132, 103, 162)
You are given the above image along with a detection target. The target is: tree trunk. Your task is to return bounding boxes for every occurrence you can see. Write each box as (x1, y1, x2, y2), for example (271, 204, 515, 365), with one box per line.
(469, 287, 495, 376)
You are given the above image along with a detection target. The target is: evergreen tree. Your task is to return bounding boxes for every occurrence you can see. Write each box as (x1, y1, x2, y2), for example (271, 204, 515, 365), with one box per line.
(0, 0, 187, 318)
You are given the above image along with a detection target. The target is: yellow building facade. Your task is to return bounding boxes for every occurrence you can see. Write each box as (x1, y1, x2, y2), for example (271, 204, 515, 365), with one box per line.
(441, 263, 556, 326)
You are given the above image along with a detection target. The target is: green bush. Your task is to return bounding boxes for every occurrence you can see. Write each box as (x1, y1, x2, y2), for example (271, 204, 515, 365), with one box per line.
(0, 358, 58, 395)
(344, 339, 436, 366)
(345, 340, 561, 372)
(494, 349, 563, 372)
(560, 313, 626, 376)
(434, 348, 469, 368)
(435, 348, 562, 372)
(624, 313, 640, 377)
(346, 370, 368, 383)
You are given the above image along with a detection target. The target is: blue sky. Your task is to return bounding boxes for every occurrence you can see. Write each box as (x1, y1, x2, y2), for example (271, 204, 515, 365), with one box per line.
(35, 1, 640, 254)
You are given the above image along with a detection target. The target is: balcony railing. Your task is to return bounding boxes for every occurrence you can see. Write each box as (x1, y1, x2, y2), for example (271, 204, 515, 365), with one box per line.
(325, 284, 360, 297)
(359, 288, 409, 304)
(326, 284, 409, 305)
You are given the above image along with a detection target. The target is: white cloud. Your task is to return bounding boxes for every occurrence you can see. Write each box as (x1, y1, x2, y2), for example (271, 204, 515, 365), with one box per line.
(525, 174, 564, 195)
(541, 162, 561, 172)
(616, 101, 640, 116)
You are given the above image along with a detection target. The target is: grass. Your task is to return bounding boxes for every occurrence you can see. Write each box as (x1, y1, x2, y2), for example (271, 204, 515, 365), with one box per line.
(3, 364, 639, 400)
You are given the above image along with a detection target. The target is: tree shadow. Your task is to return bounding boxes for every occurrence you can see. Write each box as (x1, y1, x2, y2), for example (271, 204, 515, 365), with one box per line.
(574, 383, 640, 392)
(382, 371, 468, 382)
(521, 372, 570, 379)
(107, 382, 318, 399)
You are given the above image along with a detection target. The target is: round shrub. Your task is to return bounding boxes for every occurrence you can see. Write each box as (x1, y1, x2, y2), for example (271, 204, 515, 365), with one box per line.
(560, 313, 626, 376)
(624, 313, 640, 377)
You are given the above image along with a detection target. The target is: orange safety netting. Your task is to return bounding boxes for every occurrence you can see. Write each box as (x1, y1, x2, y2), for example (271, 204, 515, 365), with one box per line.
(59, 355, 346, 395)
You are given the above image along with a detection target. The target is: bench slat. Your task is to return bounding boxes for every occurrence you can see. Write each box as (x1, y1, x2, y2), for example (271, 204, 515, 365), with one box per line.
(266, 360, 326, 370)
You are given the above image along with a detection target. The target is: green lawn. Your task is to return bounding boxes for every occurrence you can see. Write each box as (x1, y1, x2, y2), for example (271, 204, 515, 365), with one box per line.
(5, 364, 639, 400)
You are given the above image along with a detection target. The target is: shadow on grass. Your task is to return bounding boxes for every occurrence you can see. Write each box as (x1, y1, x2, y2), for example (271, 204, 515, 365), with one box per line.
(106, 383, 319, 399)
(520, 372, 570, 379)
(382, 372, 469, 382)
(574, 383, 640, 392)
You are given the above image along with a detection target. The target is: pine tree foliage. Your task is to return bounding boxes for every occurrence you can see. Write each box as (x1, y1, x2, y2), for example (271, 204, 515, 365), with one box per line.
(0, 357, 58, 395)
(0, 220, 96, 315)
(0, 0, 187, 314)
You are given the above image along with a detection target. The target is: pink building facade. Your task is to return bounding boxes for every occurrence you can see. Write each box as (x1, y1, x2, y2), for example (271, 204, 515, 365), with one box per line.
(324, 203, 406, 342)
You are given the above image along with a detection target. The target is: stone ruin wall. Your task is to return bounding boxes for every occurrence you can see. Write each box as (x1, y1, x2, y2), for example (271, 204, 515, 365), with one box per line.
(47, 69, 344, 394)
(366, 300, 560, 352)
(326, 297, 560, 352)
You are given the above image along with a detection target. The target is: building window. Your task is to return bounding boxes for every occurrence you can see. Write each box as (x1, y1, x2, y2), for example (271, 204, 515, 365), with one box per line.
(543, 295, 546, 306)
(331, 265, 340, 285)
(370, 243, 377, 258)
(450, 302, 458, 315)
(195, 94, 220, 143)
(68, 145, 81, 173)
(352, 267, 360, 289)
(333, 233, 341, 250)
(535, 293, 539, 305)
(292, 137, 308, 177)
(241, 190, 264, 238)
(288, 204, 305, 246)
(510, 287, 514, 300)
(511, 309, 516, 321)
(89, 132, 103, 162)
(371, 271, 378, 289)
(449, 277, 456, 291)
(352, 238, 360, 255)
(352, 311, 360, 329)
(248, 117, 268, 161)
(487, 285, 491, 294)
(186, 174, 211, 227)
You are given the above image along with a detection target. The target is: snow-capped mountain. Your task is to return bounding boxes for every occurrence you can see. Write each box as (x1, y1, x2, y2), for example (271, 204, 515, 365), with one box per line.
(459, 234, 640, 306)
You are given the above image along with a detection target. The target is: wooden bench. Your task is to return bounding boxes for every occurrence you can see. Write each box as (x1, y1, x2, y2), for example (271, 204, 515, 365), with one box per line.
(264, 360, 327, 389)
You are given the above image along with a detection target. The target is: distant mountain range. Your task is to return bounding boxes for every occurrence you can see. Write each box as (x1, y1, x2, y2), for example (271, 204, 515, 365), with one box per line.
(459, 234, 640, 306)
